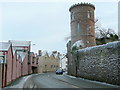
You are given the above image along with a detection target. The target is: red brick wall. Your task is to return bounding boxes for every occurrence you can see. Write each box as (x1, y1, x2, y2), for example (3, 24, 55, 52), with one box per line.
(16, 57, 21, 78)
(12, 53, 17, 81)
(29, 53, 38, 74)
(28, 53, 33, 74)
(6, 47, 13, 85)
(1, 64, 6, 88)
(21, 52, 28, 76)
(18, 59, 21, 78)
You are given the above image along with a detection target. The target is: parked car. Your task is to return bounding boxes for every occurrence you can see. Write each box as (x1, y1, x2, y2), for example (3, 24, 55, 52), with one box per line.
(55, 69, 63, 74)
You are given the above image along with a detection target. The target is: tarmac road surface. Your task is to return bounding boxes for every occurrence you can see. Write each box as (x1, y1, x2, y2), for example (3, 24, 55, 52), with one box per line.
(23, 72, 119, 89)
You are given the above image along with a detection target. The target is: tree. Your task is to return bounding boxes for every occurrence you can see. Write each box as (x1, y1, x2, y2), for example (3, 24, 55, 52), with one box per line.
(95, 19, 119, 45)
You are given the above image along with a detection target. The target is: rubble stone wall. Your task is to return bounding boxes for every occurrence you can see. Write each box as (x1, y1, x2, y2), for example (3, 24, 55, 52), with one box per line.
(0, 64, 2, 88)
(76, 41, 120, 85)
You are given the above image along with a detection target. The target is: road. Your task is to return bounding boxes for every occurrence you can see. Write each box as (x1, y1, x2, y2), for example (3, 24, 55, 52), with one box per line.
(23, 73, 119, 89)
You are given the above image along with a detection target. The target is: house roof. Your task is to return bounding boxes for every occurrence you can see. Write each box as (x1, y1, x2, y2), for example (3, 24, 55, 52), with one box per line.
(42, 51, 48, 56)
(9, 40, 31, 46)
(16, 51, 27, 62)
(12, 46, 28, 62)
(41, 50, 60, 58)
(9, 40, 30, 62)
(0, 42, 11, 51)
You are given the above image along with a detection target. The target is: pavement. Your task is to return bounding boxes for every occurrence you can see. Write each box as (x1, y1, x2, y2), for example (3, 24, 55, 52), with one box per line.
(2, 72, 120, 89)
(63, 74, 120, 88)
(2, 74, 33, 89)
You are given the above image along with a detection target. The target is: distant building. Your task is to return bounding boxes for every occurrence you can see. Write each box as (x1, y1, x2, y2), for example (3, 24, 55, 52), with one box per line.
(37, 50, 60, 73)
(60, 55, 67, 71)
(29, 52, 38, 74)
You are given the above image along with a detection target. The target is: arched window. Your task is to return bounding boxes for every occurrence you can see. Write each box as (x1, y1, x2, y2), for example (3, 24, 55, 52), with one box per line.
(77, 23, 80, 32)
(88, 10, 91, 18)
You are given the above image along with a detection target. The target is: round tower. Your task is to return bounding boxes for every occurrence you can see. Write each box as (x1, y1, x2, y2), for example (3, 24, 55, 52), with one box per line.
(69, 3, 96, 47)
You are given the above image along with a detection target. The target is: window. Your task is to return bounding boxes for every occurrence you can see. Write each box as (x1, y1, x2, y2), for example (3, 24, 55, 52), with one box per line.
(87, 25, 91, 31)
(32, 57, 35, 63)
(88, 10, 91, 18)
(36, 59, 38, 64)
(51, 65, 53, 68)
(77, 23, 80, 32)
(71, 12, 75, 21)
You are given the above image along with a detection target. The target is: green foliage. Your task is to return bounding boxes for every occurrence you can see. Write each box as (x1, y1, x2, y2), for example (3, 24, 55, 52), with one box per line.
(96, 34, 119, 45)
(71, 46, 78, 55)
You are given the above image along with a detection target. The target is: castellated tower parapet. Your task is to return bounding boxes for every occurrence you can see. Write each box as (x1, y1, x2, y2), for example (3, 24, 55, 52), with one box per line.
(69, 3, 96, 47)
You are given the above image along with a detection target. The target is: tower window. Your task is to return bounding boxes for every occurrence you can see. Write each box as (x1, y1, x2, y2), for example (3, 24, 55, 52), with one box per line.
(87, 25, 91, 31)
(71, 12, 75, 20)
(87, 10, 91, 18)
(77, 23, 80, 32)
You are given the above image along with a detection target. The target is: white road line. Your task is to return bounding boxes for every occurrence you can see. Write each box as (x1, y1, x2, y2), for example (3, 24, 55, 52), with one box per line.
(71, 85, 79, 88)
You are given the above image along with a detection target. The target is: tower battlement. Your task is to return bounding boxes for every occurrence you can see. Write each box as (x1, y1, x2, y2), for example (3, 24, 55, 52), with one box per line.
(69, 3, 95, 11)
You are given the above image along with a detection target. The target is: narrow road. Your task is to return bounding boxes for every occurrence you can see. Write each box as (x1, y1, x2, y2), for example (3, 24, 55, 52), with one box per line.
(23, 73, 119, 89)
(24, 73, 80, 88)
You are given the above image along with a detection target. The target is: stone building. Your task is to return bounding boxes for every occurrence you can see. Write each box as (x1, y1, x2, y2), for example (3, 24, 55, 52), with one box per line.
(69, 3, 96, 47)
(37, 50, 60, 73)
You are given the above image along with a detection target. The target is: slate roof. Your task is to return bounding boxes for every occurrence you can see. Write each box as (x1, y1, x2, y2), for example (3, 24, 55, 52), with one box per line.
(9, 40, 30, 62)
(0, 42, 11, 51)
(41, 50, 60, 58)
(9, 40, 31, 46)
(17, 51, 27, 62)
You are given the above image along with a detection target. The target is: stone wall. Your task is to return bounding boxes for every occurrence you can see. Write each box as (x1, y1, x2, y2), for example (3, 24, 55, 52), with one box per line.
(0, 64, 2, 88)
(118, 1, 120, 40)
(75, 41, 120, 85)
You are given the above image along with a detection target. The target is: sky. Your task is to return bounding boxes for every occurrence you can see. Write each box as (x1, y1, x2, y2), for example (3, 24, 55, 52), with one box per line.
(0, 0, 119, 54)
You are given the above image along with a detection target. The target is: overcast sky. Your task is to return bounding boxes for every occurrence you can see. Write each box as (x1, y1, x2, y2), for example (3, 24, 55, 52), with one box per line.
(0, 0, 119, 54)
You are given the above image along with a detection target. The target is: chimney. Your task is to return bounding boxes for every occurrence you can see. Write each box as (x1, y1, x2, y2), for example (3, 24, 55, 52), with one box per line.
(38, 50, 42, 56)
(52, 51, 57, 54)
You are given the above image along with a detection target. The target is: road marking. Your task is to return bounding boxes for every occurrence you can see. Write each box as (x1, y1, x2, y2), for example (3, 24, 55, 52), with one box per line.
(52, 76, 85, 89)
(71, 85, 79, 88)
